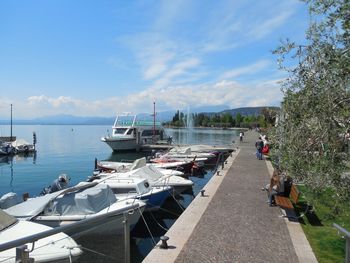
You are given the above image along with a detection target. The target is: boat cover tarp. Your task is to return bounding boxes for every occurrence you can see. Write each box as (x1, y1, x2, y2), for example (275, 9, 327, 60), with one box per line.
(48, 184, 116, 216)
(129, 157, 147, 170)
(128, 165, 163, 182)
(4, 182, 99, 218)
(168, 147, 191, 155)
(0, 210, 17, 231)
(5, 190, 67, 218)
(0, 192, 23, 209)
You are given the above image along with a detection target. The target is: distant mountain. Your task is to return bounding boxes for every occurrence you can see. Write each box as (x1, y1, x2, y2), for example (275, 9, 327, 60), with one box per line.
(0, 106, 278, 125)
(214, 106, 280, 117)
(0, 114, 114, 125)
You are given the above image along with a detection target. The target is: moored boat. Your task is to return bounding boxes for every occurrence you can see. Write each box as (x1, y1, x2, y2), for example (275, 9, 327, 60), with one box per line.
(101, 113, 171, 151)
(0, 209, 82, 262)
(4, 183, 146, 237)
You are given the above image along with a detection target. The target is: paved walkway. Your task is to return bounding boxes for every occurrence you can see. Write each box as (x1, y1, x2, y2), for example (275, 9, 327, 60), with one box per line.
(144, 131, 316, 263)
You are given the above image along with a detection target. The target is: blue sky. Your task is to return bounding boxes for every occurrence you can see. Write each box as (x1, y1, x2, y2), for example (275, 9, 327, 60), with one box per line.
(0, 0, 309, 119)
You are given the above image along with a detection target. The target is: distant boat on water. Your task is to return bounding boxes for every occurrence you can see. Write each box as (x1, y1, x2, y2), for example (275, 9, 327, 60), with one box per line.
(101, 113, 171, 152)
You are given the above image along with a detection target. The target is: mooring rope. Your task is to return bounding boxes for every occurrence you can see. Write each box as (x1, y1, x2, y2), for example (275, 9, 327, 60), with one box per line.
(138, 206, 157, 246)
(148, 211, 169, 232)
(79, 245, 118, 261)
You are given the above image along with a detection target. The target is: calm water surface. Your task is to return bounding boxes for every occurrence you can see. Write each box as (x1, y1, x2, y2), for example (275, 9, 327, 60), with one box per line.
(0, 125, 237, 262)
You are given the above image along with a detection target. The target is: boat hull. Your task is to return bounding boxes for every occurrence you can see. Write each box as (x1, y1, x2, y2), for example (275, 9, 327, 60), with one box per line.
(33, 202, 146, 237)
(102, 137, 138, 151)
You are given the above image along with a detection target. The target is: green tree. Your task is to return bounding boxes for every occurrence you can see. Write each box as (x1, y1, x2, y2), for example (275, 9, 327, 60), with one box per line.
(272, 0, 350, 207)
(235, 113, 243, 127)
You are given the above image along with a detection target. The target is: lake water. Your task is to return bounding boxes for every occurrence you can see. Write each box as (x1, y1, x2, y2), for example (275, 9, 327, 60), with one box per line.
(0, 125, 238, 262)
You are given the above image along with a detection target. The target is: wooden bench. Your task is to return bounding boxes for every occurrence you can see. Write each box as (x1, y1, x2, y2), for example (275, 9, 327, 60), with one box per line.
(275, 184, 300, 210)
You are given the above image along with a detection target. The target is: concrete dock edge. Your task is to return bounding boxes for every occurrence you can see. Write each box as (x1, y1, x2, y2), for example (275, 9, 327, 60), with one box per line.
(142, 149, 240, 263)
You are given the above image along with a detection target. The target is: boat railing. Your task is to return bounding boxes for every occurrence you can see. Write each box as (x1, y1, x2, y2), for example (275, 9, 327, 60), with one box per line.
(0, 202, 141, 263)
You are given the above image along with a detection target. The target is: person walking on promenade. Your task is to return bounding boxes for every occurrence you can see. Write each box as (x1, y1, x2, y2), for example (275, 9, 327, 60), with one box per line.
(255, 136, 264, 160)
(239, 131, 244, 142)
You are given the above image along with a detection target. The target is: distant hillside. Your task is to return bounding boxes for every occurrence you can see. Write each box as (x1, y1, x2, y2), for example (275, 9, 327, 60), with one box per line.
(215, 106, 280, 117)
(0, 106, 278, 125)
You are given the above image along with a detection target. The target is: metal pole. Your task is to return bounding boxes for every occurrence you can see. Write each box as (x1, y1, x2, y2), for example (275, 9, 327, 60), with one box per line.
(124, 212, 130, 263)
(10, 104, 13, 142)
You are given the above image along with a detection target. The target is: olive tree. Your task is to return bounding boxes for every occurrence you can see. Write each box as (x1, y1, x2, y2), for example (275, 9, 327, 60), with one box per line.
(272, 0, 350, 208)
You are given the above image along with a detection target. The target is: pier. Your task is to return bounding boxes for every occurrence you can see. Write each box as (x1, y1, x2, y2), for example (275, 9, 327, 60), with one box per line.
(143, 131, 317, 263)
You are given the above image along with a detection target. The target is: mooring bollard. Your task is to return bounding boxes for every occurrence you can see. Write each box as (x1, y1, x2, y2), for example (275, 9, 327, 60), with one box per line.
(200, 189, 205, 196)
(160, 236, 169, 249)
(216, 171, 220, 176)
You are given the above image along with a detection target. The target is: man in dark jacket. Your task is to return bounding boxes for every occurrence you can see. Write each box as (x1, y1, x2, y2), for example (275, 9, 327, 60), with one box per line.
(255, 137, 264, 160)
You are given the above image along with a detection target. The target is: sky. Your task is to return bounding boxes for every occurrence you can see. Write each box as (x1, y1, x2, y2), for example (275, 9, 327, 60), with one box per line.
(0, 0, 309, 119)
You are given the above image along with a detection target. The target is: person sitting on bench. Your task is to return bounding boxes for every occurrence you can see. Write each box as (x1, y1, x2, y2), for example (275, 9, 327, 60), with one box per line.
(266, 169, 285, 206)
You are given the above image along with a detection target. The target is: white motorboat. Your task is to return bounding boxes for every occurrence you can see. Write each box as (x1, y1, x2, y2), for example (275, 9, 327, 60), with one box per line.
(96, 157, 184, 176)
(0, 209, 82, 263)
(11, 139, 36, 154)
(91, 176, 172, 211)
(164, 147, 217, 159)
(101, 113, 170, 151)
(98, 157, 194, 174)
(94, 158, 193, 194)
(0, 142, 16, 156)
(5, 183, 146, 237)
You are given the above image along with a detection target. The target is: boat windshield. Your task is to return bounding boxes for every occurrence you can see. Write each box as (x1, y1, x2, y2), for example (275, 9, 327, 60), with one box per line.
(0, 209, 18, 231)
(113, 128, 128, 135)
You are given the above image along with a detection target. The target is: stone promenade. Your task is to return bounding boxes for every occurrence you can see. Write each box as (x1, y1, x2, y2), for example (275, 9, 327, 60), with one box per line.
(143, 131, 317, 263)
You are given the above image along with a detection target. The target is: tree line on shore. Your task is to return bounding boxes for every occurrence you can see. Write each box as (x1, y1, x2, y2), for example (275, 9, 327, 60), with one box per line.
(163, 107, 277, 128)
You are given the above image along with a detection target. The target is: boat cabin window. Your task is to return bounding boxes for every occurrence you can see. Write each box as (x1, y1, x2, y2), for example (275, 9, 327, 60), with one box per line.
(141, 129, 161, 137)
(113, 128, 128, 135)
(126, 128, 136, 135)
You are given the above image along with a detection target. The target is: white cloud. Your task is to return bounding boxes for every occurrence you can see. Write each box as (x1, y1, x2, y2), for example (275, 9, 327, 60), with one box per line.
(247, 10, 294, 40)
(4, 77, 282, 119)
(221, 60, 271, 79)
(27, 95, 81, 108)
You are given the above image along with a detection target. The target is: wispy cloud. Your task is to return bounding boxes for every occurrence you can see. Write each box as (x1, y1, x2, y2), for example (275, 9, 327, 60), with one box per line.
(246, 10, 295, 40)
(220, 60, 271, 80)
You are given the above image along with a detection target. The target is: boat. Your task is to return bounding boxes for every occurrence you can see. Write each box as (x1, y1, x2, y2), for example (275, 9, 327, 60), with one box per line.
(0, 209, 82, 263)
(93, 158, 193, 194)
(96, 157, 185, 176)
(95, 157, 194, 176)
(90, 175, 172, 211)
(4, 182, 146, 237)
(11, 139, 36, 154)
(101, 113, 171, 151)
(0, 142, 16, 156)
(164, 147, 217, 159)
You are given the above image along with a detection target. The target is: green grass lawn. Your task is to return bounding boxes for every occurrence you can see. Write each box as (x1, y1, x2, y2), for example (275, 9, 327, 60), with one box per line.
(295, 185, 350, 263)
